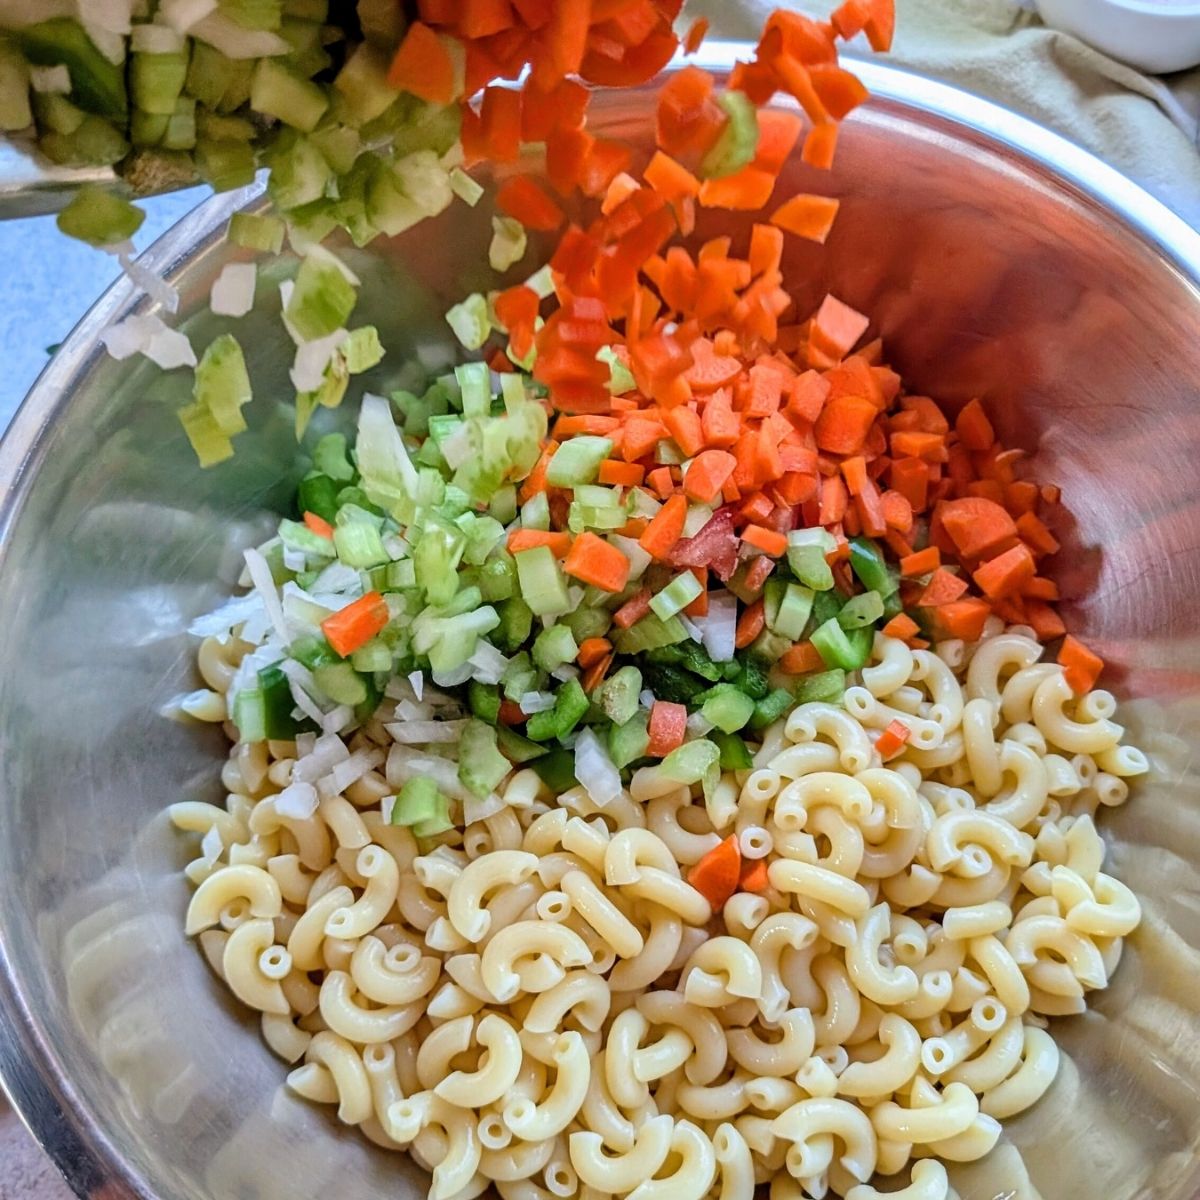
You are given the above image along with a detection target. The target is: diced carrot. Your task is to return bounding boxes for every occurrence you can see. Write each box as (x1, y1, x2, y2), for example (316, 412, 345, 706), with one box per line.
(743, 525, 788, 557)
(688, 835, 742, 908)
(554, 414, 618, 437)
(881, 489, 914, 533)
(865, 0, 896, 52)
(1022, 576, 1059, 601)
(303, 511, 334, 540)
(684, 566, 709, 617)
(581, 652, 614, 693)
(598, 459, 645, 487)
(802, 122, 838, 170)
(1016, 511, 1061, 557)
(900, 546, 940, 577)
(647, 700, 687, 757)
(875, 718, 910, 759)
(973, 543, 1036, 600)
(815, 395, 878, 455)
(387, 23, 456, 103)
(890, 431, 948, 462)
(683, 449, 738, 503)
(928, 598, 991, 642)
(832, 0, 872, 38)
(841, 454, 870, 496)
(770, 194, 840, 243)
(563, 532, 630, 592)
(683, 16, 709, 53)
(889, 457, 929, 513)
(519, 440, 557, 503)
(577, 637, 613, 669)
(1026, 600, 1066, 641)
(701, 388, 741, 448)
(1005, 481, 1040, 517)
(1058, 635, 1104, 695)
(819, 474, 848, 524)
(644, 151, 701, 201)
(322, 592, 389, 658)
(647, 466, 675, 499)
(622, 417, 669, 463)
(735, 598, 765, 648)
(809, 294, 869, 361)
(918, 568, 968, 607)
(1041, 484, 1062, 505)
(882, 613, 920, 641)
(664, 406, 705, 457)
(753, 108, 804, 172)
(940, 497, 1019, 561)
(788, 371, 830, 423)
(507, 528, 572, 556)
(698, 167, 778, 211)
(613, 586, 653, 629)
(955, 397, 995, 451)
(739, 858, 770, 893)
(779, 641, 827, 674)
(498, 699, 527, 726)
(749, 224, 785, 276)
(639, 493, 688, 559)
(966, 479, 1005, 505)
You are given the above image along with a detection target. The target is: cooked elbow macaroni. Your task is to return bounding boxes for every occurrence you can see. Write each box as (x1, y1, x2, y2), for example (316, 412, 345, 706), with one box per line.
(178, 630, 1143, 1199)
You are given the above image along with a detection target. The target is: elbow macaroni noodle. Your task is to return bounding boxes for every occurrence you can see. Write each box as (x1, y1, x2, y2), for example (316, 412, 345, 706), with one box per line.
(177, 630, 1144, 1199)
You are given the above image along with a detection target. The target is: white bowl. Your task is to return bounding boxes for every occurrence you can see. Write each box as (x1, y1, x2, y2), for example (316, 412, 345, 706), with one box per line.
(1037, 0, 1200, 74)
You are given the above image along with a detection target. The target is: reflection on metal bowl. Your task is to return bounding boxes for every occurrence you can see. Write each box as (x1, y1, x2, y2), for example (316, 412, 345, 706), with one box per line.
(1, 48, 1199, 1200)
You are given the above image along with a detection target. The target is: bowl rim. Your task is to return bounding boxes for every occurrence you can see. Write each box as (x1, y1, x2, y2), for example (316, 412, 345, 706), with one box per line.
(3, 47, 1200, 1200)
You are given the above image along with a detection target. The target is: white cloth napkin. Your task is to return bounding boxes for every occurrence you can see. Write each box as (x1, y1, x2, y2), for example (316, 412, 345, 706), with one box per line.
(689, 0, 1200, 227)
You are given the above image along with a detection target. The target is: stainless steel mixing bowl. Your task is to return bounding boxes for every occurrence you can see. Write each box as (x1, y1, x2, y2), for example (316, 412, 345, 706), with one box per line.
(2, 48, 1199, 1200)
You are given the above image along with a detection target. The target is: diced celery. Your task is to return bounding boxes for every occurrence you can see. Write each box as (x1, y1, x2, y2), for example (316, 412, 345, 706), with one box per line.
(460, 515, 505, 566)
(34, 92, 83, 135)
(560, 605, 612, 645)
(515, 545, 570, 617)
(501, 650, 538, 701)
(594, 666, 642, 727)
(163, 97, 197, 150)
(131, 50, 187, 115)
(446, 293, 491, 351)
(391, 777, 442, 826)
(314, 661, 369, 705)
(793, 669, 846, 704)
(194, 333, 252, 436)
(787, 528, 837, 591)
(612, 613, 687, 655)
(278, 517, 333, 556)
(479, 557, 516, 602)
(196, 136, 256, 192)
(766, 582, 815, 642)
(178, 402, 234, 468)
(838, 591, 885, 629)
(343, 326, 384, 374)
(264, 134, 331, 209)
(650, 572, 704, 622)
(414, 519, 465, 607)
(387, 559, 416, 590)
(0, 42, 32, 132)
(287, 246, 358, 341)
(251, 57, 328, 132)
(313, 432, 355, 481)
(411, 809, 454, 839)
(662, 739, 720, 785)
(233, 688, 267, 742)
(702, 688, 756, 734)
(490, 485, 518, 525)
(333, 43, 395, 124)
(547, 437, 613, 487)
(489, 214, 526, 272)
(334, 521, 388, 568)
(459, 719, 511, 798)
(456, 362, 491, 418)
(56, 185, 144, 247)
(522, 491, 550, 531)
(608, 710, 649, 769)
(532, 624, 578, 673)
(224, 0, 285, 29)
(449, 166, 484, 206)
(700, 89, 759, 180)
(596, 345, 636, 394)
(197, 110, 256, 142)
(494, 597, 533, 653)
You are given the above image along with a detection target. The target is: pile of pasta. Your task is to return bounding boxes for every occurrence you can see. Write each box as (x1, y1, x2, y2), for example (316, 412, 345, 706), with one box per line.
(173, 625, 1147, 1200)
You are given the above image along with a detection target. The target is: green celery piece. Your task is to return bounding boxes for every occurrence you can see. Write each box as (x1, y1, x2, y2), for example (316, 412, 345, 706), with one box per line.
(514, 544, 570, 617)
(532, 624, 578, 673)
(233, 688, 267, 742)
(19, 19, 127, 118)
(178, 402, 234, 468)
(459, 719, 511, 799)
(702, 688, 756, 734)
(608, 710, 650, 769)
(500, 650, 538, 702)
(194, 333, 252, 436)
(546, 437, 614, 487)
(769, 582, 816, 642)
(699, 90, 758, 180)
(334, 43, 395, 124)
(793, 668, 846, 705)
(0, 43, 32, 132)
(611, 613, 687, 655)
(560, 605, 612, 644)
(838, 591, 885, 630)
(224, 0, 285, 29)
(594, 666, 642, 727)
(56, 186, 144, 247)
(278, 517, 333, 557)
(391, 777, 442, 826)
(131, 50, 187, 116)
(286, 246, 358, 341)
(313, 432, 355, 482)
(251, 57, 328, 132)
(787, 528, 837, 591)
(196, 137, 256, 192)
(314, 661, 369, 706)
(479, 557, 516, 603)
(526, 679, 589, 742)
(229, 211, 286, 254)
(662, 739, 720, 784)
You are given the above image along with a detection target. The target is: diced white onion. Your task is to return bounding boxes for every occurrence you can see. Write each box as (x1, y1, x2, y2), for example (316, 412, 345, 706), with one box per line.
(290, 328, 347, 393)
(117, 247, 181, 314)
(686, 711, 714, 737)
(131, 22, 183, 54)
(639, 689, 656, 710)
(380, 795, 396, 824)
(519, 692, 555, 714)
(188, 592, 263, 639)
(190, 10, 289, 56)
(210, 261, 256, 317)
(440, 425, 472, 470)
(29, 65, 70, 93)
(158, 0, 216, 33)
(678, 615, 704, 643)
(384, 534, 408, 561)
(282, 546, 307, 573)
(144, 324, 196, 369)
(321, 705, 353, 735)
(295, 732, 316, 758)
(101, 312, 194, 368)
(574, 727, 621, 808)
(431, 661, 475, 688)
(696, 590, 737, 663)
(292, 733, 349, 784)
(394, 699, 433, 722)
(243, 547, 289, 644)
(275, 781, 319, 820)
(322, 748, 384, 797)
(468, 641, 509, 686)
(551, 664, 580, 683)
(311, 562, 363, 596)
(610, 535, 652, 582)
(385, 720, 467, 744)
(408, 671, 425, 701)
(464, 791, 508, 825)
(682, 504, 713, 538)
